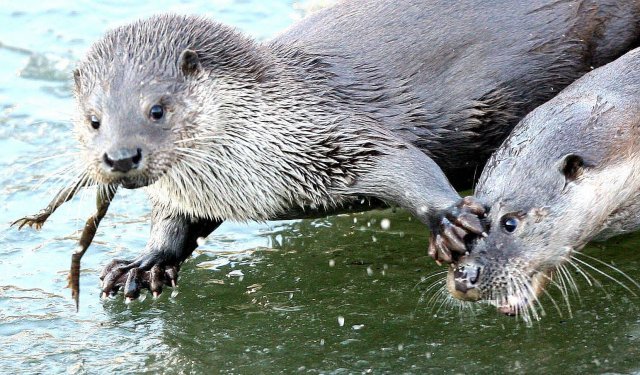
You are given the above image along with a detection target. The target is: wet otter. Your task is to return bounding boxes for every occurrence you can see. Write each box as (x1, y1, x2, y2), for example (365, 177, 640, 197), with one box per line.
(435, 47, 640, 321)
(18, 0, 640, 299)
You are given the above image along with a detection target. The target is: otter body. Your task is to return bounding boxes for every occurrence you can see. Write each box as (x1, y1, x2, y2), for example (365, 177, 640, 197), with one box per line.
(442, 47, 640, 320)
(66, 0, 640, 298)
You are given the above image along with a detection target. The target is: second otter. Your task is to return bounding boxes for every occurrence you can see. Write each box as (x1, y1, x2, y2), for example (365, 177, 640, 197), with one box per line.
(437, 47, 640, 321)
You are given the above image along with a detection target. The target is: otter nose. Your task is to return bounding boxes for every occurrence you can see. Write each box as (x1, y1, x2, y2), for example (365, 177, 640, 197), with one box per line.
(103, 148, 142, 173)
(453, 263, 482, 293)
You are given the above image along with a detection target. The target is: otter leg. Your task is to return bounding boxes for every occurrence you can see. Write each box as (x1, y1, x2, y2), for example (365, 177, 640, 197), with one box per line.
(99, 207, 222, 300)
(344, 143, 488, 263)
(12, 179, 91, 230)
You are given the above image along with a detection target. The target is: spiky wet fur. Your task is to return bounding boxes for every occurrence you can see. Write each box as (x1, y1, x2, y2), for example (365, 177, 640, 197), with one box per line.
(73, 15, 404, 221)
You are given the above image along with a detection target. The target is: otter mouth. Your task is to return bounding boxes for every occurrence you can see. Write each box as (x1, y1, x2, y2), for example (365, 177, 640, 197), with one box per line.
(119, 178, 149, 189)
(489, 270, 551, 317)
(95, 172, 155, 190)
(447, 262, 554, 320)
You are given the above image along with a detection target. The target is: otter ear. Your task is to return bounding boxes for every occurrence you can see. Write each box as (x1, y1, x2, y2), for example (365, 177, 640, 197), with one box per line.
(560, 154, 588, 182)
(179, 49, 200, 76)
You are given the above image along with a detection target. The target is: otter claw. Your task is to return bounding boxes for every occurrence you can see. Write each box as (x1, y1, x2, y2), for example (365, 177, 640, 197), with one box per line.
(124, 268, 143, 299)
(453, 213, 485, 236)
(100, 258, 180, 301)
(429, 196, 488, 264)
(460, 196, 486, 217)
(441, 221, 466, 253)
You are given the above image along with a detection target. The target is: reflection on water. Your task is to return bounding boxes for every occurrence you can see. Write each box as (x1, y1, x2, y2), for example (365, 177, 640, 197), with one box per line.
(1, 1, 640, 373)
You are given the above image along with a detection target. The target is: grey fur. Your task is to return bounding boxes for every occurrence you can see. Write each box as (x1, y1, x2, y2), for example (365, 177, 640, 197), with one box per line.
(451, 47, 640, 317)
(69, 0, 640, 295)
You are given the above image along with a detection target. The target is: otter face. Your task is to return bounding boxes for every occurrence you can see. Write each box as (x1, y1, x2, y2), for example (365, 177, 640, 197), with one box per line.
(72, 21, 205, 189)
(74, 79, 179, 188)
(447, 91, 640, 320)
(447, 203, 565, 318)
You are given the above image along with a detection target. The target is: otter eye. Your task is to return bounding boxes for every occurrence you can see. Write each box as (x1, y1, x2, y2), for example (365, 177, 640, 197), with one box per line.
(149, 104, 164, 121)
(502, 216, 519, 233)
(89, 115, 100, 130)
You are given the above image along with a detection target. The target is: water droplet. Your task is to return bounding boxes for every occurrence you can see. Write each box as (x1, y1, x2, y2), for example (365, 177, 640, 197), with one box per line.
(196, 237, 206, 246)
(380, 218, 390, 230)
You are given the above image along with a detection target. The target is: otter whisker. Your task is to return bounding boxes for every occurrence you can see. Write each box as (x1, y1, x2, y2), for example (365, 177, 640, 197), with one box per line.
(541, 287, 564, 318)
(9, 152, 82, 178)
(571, 256, 637, 296)
(514, 271, 544, 319)
(557, 263, 584, 310)
(434, 288, 456, 315)
(573, 252, 640, 290)
(567, 259, 612, 301)
(513, 272, 541, 322)
(539, 272, 571, 318)
(33, 162, 80, 192)
(422, 280, 448, 310)
(565, 259, 595, 287)
(427, 284, 450, 313)
(557, 264, 581, 299)
(421, 276, 448, 297)
(412, 270, 447, 290)
(554, 266, 574, 316)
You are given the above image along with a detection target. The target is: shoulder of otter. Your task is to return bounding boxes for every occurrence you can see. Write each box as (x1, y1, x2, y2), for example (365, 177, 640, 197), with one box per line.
(146, 110, 406, 222)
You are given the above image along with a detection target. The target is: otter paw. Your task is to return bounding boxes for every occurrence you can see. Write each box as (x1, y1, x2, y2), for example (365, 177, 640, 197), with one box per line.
(429, 196, 488, 264)
(100, 258, 180, 301)
(11, 210, 51, 230)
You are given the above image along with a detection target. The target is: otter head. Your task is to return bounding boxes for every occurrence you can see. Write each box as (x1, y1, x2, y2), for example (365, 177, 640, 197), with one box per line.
(447, 89, 640, 319)
(72, 14, 263, 190)
(73, 49, 199, 189)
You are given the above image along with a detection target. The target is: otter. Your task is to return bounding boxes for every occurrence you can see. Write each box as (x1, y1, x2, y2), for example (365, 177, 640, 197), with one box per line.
(15, 0, 640, 300)
(433, 47, 640, 321)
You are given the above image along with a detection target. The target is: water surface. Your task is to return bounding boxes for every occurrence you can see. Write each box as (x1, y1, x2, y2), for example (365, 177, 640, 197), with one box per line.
(1, 1, 640, 373)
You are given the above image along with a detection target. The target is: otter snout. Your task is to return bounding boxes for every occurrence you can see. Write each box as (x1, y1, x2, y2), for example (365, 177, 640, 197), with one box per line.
(447, 260, 483, 301)
(102, 148, 143, 173)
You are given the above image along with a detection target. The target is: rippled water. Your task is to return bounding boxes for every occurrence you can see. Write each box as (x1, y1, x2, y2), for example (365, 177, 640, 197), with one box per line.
(2, 1, 640, 373)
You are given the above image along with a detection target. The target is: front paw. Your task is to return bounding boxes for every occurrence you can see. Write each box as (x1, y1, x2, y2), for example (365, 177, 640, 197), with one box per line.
(99, 256, 180, 301)
(428, 196, 488, 264)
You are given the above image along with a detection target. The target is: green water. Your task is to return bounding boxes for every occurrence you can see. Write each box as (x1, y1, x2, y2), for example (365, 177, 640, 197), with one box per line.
(2, 1, 640, 373)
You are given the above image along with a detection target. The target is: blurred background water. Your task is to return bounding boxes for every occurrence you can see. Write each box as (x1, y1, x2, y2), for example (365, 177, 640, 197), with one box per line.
(1, 1, 640, 373)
